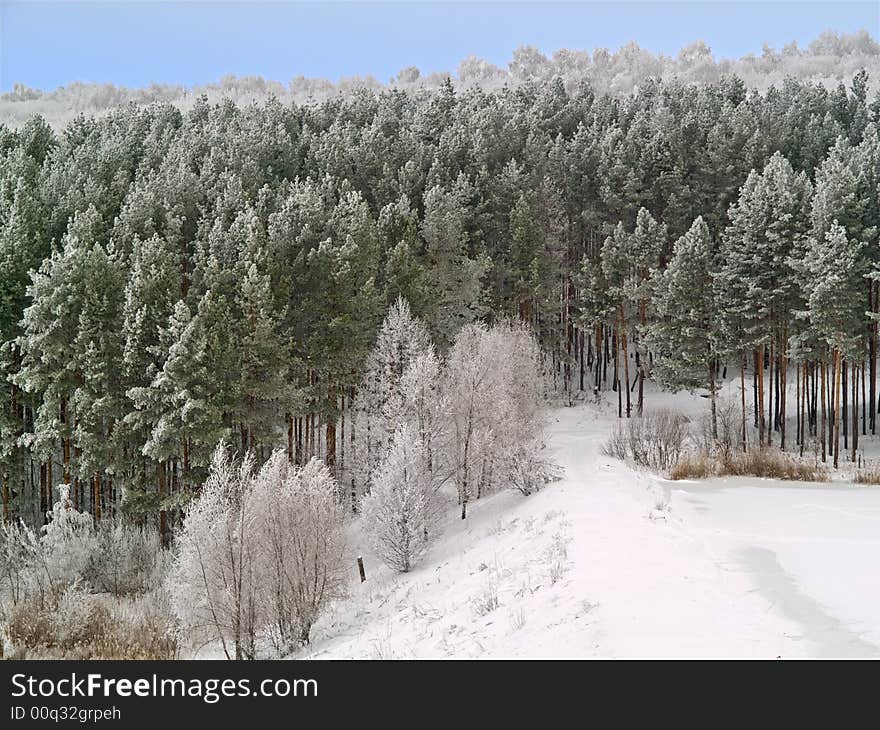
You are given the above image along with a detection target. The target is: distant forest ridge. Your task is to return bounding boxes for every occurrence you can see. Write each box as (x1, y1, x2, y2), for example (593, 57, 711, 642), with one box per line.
(2, 29, 879, 127)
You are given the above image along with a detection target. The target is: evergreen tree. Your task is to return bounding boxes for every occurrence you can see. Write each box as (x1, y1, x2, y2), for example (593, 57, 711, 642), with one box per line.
(647, 217, 719, 439)
(804, 224, 867, 467)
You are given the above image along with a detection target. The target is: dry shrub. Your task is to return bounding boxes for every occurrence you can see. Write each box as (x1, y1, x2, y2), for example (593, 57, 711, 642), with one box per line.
(4, 599, 53, 653)
(854, 465, 880, 485)
(695, 396, 746, 462)
(603, 411, 689, 471)
(669, 446, 828, 482)
(668, 452, 717, 480)
(721, 448, 828, 482)
(3, 584, 177, 660)
(85, 521, 169, 597)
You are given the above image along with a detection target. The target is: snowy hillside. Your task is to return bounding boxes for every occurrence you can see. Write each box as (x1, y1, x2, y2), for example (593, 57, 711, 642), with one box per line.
(300, 396, 880, 659)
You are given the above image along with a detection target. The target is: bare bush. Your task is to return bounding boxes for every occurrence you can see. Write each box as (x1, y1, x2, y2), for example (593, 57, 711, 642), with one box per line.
(4, 596, 53, 655)
(0, 521, 41, 608)
(470, 582, 499, 617)
(695, 396, 744, 461)
(603, 411, 689, 471)
(505, 442, 562, 496)
(85, 520, 168, 597)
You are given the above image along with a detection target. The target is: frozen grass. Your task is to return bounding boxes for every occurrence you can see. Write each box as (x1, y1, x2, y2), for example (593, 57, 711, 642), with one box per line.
(721, 448, 829, 482)
(853, 464, 880, 485)
(669, 447, 828, 482)
(668, 452, 717, 480)
(4, 585, 177, 660)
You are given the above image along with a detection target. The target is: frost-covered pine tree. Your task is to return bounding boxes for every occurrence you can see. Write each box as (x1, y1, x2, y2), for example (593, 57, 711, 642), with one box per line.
(600, 208, 665, 416)
(715, 153, 812, 447)
(234, 248, 290, 456)
(646, 217, 720, 440)
(421, 179, 489, 350)
(804, 223, 867, 468)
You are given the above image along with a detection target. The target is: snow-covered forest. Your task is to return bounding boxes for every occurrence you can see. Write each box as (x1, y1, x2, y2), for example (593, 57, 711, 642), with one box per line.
(2, 30, 878, 128)
(2, 30, 880, 658)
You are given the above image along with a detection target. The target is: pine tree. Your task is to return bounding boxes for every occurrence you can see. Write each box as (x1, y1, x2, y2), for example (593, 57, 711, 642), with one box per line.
(421, 179, 489, 350)
(647, 217, 719, 439)
(804, 223, 867, 468)
(716, 153, 812, 448)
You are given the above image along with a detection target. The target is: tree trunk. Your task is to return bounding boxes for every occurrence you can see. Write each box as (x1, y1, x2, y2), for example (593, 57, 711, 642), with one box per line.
(708, 359, 718, 442)
(843, 360, 849, 451)
(861, 360, 866, 436)
(799, 362, 806, 457)
(620, 308, 631, 418)
(779, 334, 787, 450)
(93, 473, 101, 521)
(820, 359, 827, 463)
(833, 349, 842, 469)
(159, 461, 168, 547)
(740, 355, 747, 452)
(39, 463, 48, 520)
(852, 362, 859, 462)
(61, 399, 71, 485)
(287, 414, 294, 462)
(46, 460, 52, 521)
(1, 471, 8, 523)
(767, 342, 773, 446)
(350, 386, 357, 514)
(796, 362, 801, 447)
(757, 345, 766, 445)
(326, 420, 337, 472)
(871, 280, 877, 435)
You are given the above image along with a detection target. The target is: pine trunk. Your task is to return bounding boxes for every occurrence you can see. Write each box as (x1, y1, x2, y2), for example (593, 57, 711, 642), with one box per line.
(767, 342, 773, 446)
(779, 333, 787, 450)
(820, 359, 827, 463)
(159, 461, 168, 547)
(852, 362, 858, 462)
(740, 355, 747, 452)
(757, 345, 766, 445)
(796, 362, 801, 447)
(93, 473, 101, 521)
(1, 471, 8, 523)
(708, 358, 718, 442)
(620, 308, 631, 418)
(833, 349, 842, 469)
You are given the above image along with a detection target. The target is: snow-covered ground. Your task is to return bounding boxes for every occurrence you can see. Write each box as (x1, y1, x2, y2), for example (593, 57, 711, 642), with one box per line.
(301, 390, 880, 659)
(670, 478, 880, 657)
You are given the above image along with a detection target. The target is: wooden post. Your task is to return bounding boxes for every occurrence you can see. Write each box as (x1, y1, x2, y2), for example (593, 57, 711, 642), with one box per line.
(357, 556, 366, 583)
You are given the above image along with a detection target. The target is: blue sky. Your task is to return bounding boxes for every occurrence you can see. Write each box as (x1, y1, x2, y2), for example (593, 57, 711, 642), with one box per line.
(0, 1, 877, 92)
